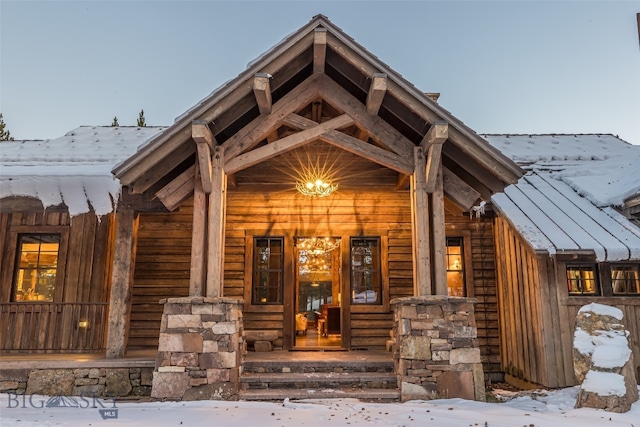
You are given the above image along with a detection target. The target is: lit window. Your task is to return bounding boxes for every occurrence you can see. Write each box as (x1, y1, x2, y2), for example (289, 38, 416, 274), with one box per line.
(566, 264, 599, 295)
(350, 238, 381, 304)
(13, 234, 60, 302)
(611, 265, 640, 295)
(446, 237, 465, 297)
(252, 237, 283, 304)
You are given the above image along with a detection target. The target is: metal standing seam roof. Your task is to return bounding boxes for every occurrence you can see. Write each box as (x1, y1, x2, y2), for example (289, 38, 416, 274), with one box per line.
(487, 134, 640, 261)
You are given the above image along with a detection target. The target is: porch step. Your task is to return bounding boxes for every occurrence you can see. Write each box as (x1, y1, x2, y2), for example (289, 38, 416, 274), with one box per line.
(239, 388, 400, 401)
(240, 351, 399, 401)
(241, 372, 398, 390)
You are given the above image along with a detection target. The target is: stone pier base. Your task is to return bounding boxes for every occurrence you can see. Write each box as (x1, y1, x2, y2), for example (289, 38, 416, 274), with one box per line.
(151, 297, 243, 401)
(392, 296, 485, 402)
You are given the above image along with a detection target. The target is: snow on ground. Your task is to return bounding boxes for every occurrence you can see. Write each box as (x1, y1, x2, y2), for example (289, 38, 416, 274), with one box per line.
(2, 387, 639, 427)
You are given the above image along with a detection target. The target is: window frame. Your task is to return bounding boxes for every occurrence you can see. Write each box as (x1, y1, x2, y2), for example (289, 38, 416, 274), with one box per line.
(566, 263, 600, 296)
(2, 226, 69, 303)
(244, 235, 287, 312)
(609, 264, 640, 295)
(348, 236, 389, 313)
(445, 230, 474, 298)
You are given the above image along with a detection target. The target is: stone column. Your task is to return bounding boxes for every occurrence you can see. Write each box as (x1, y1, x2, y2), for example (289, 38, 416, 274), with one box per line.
(391, 296, 485, 402)
(151, 297, 243, 401)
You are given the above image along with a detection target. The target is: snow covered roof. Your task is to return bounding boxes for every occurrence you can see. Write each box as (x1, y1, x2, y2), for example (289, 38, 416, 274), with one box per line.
(486, 134, 640, 261)
(0, 126, 166, 216)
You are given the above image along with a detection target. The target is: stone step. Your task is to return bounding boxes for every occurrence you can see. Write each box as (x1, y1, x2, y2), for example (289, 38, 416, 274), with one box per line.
(240, 372, 397, 390)
(238, 387, 401, 402)
(242, 359, 394, 374)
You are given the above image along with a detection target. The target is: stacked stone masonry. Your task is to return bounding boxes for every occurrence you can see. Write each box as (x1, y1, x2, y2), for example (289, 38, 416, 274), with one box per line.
(392, 296, 485, 402)
(0, 367, 154, 397)
(151, 297, 244, 401)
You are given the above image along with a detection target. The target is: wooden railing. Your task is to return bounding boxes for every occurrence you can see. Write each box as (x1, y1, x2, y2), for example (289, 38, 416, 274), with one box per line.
(0, 302, 108, 353)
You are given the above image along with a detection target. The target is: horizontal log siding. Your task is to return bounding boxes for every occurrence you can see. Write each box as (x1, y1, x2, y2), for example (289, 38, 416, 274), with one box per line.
(447, 215, 502, 378)
(226, 189, 412, 350)
(0, 211, 114, 352)
(128, 204, 193, 350)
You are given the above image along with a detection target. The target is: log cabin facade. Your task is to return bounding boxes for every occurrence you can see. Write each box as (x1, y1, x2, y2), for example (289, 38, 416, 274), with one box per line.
(1, 16, 639, 393)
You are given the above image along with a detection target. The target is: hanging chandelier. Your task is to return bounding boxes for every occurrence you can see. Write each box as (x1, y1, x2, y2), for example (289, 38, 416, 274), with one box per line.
(296, 178, 338, 197)
(297, 237, 340, 255)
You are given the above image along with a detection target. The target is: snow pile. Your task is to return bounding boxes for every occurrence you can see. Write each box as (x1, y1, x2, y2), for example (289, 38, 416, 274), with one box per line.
(2, 387, 640, 427)
(0, 126, 166, 216)
(485, 134, 640, 207)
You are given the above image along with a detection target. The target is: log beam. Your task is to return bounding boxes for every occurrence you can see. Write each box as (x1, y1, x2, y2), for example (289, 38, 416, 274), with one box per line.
(442, 166, 482, 211)
(366, 73, 387, 115)
(224, 114, 354, 174)
(189, 162, 207, 297)
(313, 28, 327, 73)
(431, 164, 447, 295)
(253, 73, 272, 115)
(206, 146, 226, 298)
(106, 208, 139, 358)
(223, 74, 320, 160)
(422, 122, 448, 193)
(411, 146, 432, 296)
(317, 74, 413, 159)
(192, 120, 216, 194)
(155, 164, 196, 211)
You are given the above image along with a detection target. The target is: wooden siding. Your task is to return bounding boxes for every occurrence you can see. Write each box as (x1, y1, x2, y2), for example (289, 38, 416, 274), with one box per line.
(447, 215, 502, 377)
(0, 211, 114, 352)
(127, 204, 192, 350)
(495, 214, 640, 387)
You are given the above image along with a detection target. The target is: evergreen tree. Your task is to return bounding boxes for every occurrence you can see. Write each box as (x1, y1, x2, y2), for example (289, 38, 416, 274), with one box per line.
(137, 109, 146, 127)
(0, 113, 14, 141)
(111, 116, 119, 127)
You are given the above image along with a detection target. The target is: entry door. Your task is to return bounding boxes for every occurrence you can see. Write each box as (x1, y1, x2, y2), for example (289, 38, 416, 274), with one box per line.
(294, 237, 342, 348)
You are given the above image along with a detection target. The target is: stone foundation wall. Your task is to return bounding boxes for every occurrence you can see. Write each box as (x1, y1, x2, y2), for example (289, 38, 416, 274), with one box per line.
(392, 296, 485, 402)
(0, 367, 153, 397)
(151, 296, 244, 401)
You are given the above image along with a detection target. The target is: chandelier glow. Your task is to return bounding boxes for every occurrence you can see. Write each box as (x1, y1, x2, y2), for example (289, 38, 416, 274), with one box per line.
(296, 178, 337, 197)
(297, 237, 340, 255)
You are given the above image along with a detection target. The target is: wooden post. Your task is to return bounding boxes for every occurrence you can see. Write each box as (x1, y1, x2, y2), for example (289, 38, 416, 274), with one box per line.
(253, 73, 272, 115)
(411, 146, 432, 296)
(206, 146, 226, 297)
(313, 28, 327, 73)
(105, 207, 139, 359)
(189, 162, 207, 297)
(366, 73, 387, 115)
(432, 164, 447, 295)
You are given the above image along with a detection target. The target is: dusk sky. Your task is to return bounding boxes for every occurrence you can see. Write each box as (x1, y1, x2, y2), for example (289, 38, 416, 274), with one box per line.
(1, 1, 639, 145)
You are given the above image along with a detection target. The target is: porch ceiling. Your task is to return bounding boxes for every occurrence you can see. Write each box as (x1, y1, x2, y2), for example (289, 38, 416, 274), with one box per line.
(112, 15, 523, 212)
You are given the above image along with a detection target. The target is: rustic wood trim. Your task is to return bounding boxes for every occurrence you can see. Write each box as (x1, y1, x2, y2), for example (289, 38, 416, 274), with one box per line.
(442, 166, 481, 211)
(423, 122, 448, 193)
(106, 208, 139, 358)
(253, 73, 273, 115)
(431, 165, 447, 295)
(192, 120, 214, 149)
(316, 74, 413, 159)
(319, 130, 414, 175)
(340, 233, 351, 347)
(283, 112, 413, 174)
(155, 165, 196, 211)
(412, 147, 432, 296)
(195, 141, 213, 194)
(283, 232, 294, 349)
(223, 74, 321, 161)
(313, 28, 327, 74)
(366, 73, 387, 115)
(206, 147, 226, 298)
(224, 114, 354, 174)
(189, 162, 207, 297)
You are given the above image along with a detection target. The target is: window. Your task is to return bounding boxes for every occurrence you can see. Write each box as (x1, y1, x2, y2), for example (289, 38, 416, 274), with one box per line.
(350, 238, 381, 305)
(446, 237, 465, 297)
(611, 264, 640, 295)
(567, 264, 599, 295)
(12, 234, 60, 302)
(252, 237, 283, 304)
